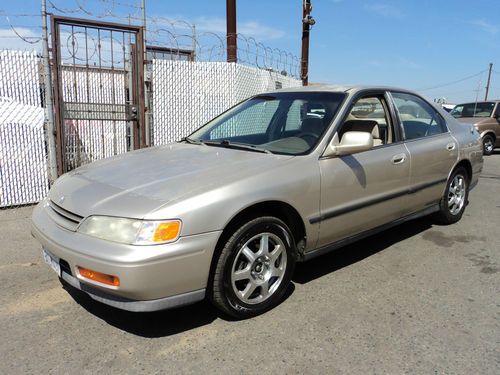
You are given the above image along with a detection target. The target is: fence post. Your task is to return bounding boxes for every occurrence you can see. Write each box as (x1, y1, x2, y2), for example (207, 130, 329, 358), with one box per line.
(141, 0, 151, 146)
(41, 0, 58, 184)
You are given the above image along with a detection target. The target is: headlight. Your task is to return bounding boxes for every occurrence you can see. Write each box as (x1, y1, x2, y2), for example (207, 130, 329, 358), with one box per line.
(77, 216, 182, 245)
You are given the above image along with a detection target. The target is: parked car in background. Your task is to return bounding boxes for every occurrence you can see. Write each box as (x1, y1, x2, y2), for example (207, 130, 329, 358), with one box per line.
(450, 100, 500, 155)
(441, 103, 455, 112)
(32, 85, 483, 319)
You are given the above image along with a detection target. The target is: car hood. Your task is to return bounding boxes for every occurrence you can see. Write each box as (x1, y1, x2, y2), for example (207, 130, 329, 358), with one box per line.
(48, 143, 294, 219)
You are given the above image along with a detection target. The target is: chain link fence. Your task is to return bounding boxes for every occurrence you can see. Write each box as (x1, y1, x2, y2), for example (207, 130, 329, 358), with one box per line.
(0, 50, 48, 207)
(0, 0, 302, 208)
(0, 49, 300, 208)
(150, 60, 300, 145)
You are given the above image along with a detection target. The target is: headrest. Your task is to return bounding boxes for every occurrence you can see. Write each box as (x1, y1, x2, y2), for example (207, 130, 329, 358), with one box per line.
(300, 117, 324, 135)
(341, 120, 380, 138)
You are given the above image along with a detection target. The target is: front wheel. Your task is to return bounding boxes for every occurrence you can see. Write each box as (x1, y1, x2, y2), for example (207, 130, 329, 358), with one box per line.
(482, 135, 494, 156)
(433, 167, 469, 224)
(209, 217, 296, 319)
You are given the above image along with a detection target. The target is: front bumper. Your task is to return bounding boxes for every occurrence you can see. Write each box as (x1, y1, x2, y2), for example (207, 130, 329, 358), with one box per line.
(59, 261, 205, 312)
(31, 200, 222, 311)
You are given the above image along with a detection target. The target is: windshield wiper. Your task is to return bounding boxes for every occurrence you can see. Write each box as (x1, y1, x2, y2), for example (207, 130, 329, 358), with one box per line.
(179, 136, 203, 145)
(203, 140, 272, 154)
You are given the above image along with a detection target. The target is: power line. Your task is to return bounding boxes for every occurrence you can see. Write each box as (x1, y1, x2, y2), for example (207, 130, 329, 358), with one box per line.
(417, 70, 486, 91)
(0, 12, 40, 17)
(0, 24, 42, 28)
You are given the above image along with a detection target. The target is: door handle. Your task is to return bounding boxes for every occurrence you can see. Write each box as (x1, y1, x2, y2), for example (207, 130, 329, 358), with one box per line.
(446, 142, 456, 151)
(391, 153, 407, 164)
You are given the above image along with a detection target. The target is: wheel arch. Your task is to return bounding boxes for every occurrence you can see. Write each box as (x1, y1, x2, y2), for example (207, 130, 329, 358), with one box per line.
(480, 130, 496, 142)
(442, 159, 472, 198)
(219, 200, 306, 253)
(207, 200, 307, 288)
(452, 159, 472, 182)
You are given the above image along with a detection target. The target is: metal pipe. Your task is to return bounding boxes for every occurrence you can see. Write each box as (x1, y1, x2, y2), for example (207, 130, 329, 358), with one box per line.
(41, 0, 58, 183)
(141, 0, 150, 146)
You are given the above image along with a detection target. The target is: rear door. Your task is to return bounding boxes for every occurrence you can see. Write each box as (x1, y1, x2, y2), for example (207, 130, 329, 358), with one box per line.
(389, 92, 458, 215)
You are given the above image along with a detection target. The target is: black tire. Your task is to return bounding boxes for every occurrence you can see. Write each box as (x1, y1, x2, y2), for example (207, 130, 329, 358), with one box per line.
(482, 135, 495, 156)
(209, 216, 296, 319)
(433, 167, 469, 225)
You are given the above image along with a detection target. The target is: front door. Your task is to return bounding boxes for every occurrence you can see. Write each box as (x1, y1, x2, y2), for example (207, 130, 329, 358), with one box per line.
(316, 94, 411, 248)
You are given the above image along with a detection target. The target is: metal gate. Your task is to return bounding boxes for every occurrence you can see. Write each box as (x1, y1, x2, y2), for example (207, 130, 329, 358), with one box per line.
(51, 16, 145, 174)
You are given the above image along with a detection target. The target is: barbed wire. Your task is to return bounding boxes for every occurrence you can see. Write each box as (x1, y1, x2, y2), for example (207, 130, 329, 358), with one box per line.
(46, 0, 300, 77)
(4, 16, 42, 44)
(145, 16, 299, 77)
(1, 0, 300, 77)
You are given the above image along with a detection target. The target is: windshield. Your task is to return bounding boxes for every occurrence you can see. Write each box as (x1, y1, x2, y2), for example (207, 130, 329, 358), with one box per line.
(188, 92, 346, 155)
(450, 102, 495, 118)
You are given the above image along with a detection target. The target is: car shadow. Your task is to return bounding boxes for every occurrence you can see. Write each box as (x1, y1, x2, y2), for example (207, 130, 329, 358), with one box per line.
(59, 277, 296, 338)
(293, 217, 432, 284)
(60, 218, 431, 337)
(60, 279, 219, 337)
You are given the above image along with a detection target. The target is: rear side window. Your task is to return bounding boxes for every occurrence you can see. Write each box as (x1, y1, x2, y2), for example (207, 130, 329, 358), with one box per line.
(391, 92, 447, 140)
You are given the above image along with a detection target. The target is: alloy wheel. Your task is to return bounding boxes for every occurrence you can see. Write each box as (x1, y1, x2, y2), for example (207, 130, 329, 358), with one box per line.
(483, 137, 494, 154)
(230, 232, 287, 305)
(448, 174, 466, 215)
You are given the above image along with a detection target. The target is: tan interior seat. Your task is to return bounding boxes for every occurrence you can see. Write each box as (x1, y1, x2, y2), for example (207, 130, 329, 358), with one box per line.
(339, 120, 383, 146)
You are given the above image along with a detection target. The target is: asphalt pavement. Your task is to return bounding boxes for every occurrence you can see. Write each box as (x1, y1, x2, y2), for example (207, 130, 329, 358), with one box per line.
(1, 154, 499, 374)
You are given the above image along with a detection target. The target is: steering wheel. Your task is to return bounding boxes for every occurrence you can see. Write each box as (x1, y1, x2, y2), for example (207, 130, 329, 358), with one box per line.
(296, 132, 319, 146)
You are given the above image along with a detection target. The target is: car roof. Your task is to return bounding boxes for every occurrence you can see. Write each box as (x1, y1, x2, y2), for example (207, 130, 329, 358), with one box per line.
(265, 84, 421, 96)
(454, 100, 500, 105)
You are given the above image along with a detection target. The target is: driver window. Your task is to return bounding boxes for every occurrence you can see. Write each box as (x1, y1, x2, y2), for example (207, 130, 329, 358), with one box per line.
(337, 96, 393, 148)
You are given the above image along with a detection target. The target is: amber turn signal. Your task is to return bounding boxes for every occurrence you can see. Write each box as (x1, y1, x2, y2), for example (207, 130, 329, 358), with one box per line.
(78, 267, 120, 287)
(152, 221, 181, 242)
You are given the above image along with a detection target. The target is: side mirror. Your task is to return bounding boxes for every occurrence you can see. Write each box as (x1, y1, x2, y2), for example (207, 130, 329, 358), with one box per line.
(324, 131, 374, 157)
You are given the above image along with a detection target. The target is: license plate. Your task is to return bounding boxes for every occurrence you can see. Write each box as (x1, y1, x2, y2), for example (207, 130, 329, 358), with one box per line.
(42, 249, 61, 277)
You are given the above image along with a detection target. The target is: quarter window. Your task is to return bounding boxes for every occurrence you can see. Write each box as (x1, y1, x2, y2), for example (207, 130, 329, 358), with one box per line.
(391, 92, 447, 140)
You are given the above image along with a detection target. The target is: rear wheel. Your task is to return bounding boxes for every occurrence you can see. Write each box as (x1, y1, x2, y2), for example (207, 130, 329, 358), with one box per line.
(433, 167, 469, 224)
(482, 135, 494, 156)
(210, 216, 296, 319)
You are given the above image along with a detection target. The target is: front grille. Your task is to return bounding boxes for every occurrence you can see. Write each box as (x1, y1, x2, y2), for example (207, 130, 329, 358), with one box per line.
(47, 200, 84, 231)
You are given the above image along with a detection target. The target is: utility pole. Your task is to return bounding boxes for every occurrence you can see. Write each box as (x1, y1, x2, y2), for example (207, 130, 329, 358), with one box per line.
(226, 0, 237, 63)
(301, 0, 315, 86)
(41, 0, 58, 183)
(485, 63, 493, 101)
